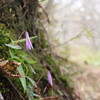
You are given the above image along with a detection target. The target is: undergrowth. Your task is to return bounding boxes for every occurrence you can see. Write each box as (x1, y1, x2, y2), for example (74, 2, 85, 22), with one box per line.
(0, 24, 76, 100)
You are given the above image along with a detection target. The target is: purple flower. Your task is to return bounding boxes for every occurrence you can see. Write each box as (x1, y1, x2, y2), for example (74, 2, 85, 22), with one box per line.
(25, 31, 33, 50)
(47, 71, 53, 86)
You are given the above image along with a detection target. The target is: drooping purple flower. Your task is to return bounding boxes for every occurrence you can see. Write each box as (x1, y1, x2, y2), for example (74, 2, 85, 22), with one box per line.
(25, 31, 33, 50)
(47, 71, 53, 86)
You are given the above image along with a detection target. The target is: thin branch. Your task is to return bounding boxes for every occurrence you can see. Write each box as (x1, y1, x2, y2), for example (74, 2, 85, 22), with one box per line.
(36, 70, 47, 85)
(18, 30, 26, 40)
(51, 33, 82, 49)
(50, 28, 97, 49)
(38, 3, 50, 24)
(6, 76, 25, 100)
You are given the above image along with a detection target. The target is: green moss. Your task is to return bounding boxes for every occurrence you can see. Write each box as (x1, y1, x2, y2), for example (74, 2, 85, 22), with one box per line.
(40, 33, 48, 48)
(45, 55, 61, 73)
(59, 75, 70, 87)
(0, 24, 12, 58)
(0, 18, 74, 100)
(32, 63, 46, 81)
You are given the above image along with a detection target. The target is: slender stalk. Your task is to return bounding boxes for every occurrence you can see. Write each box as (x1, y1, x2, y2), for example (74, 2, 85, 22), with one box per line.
(6, 76, 25, 100)
(13, 36, 37, 44)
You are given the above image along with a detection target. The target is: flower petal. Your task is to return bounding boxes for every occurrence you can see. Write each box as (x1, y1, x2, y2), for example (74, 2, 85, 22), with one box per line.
(47, 71, 53, 86)
(25, 31, 33, 50)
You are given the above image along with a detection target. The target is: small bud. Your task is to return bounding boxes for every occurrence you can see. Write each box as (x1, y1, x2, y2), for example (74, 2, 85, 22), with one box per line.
(47, 71, 53, 86)
(25, 31, 33, 50)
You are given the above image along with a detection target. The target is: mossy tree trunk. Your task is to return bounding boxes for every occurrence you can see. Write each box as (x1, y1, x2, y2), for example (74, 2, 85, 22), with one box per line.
(0, 0, 38, 35)
(0, 0, 78, 100)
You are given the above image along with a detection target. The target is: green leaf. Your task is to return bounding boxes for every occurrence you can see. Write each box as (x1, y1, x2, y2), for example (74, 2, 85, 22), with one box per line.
(5, 44, 22, 49)
(17, 65, 26, 92)
(11, 56, 29, 74)
(83, 27, 93, 37)
(21, 56, 36, 64)
(13, 36, 37, 43)
(32, 93, 40, 97)
(11, 56, 23, 62)
(9, 48, 15, 57)
(29, 65, 36, 74)
(26, 76, 37, 87)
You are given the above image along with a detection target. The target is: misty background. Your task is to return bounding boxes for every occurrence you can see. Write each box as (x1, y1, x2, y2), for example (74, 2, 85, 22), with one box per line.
(41, 0, 100, 100)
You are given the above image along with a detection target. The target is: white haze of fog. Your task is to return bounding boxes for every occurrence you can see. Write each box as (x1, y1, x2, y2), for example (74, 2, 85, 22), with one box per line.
(46, 0, 100, 50)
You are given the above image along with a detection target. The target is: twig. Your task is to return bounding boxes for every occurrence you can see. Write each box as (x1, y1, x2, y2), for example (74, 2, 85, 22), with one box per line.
(18, 30, 26, 40)
(50, 28, 96, 49)
(37, 19, 52, 51)
(51, 33, 82, 49)
(38, 3, 50, 24)
(6, 76, 25, 100)
(36, 70, 47, 85)
(43, 86, 47, 94)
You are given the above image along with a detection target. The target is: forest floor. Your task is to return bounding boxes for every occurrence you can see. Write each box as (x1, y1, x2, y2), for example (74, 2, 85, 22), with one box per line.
(72, 63, 100, 100)
(68, 45, 100, 100)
